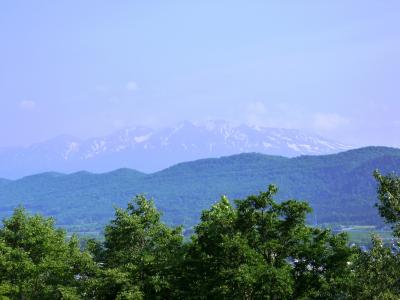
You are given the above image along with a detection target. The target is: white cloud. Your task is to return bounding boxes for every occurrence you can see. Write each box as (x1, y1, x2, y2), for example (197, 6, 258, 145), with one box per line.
(19, 100, 36, 110)
(313, 113, 349, 131)
(126, 81, 138, 91)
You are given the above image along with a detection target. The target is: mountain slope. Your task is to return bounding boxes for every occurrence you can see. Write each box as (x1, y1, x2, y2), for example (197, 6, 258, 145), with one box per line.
(0, 121, 351, 178)
(0, 147, 399, 234)
(0, 178, 10, 187)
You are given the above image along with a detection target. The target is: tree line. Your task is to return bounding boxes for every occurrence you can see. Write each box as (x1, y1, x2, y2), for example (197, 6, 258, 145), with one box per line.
(0, 171, 399, 299)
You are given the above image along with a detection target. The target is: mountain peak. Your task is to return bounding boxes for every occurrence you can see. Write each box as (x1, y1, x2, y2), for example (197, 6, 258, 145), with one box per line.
(0, 121, 353, 178)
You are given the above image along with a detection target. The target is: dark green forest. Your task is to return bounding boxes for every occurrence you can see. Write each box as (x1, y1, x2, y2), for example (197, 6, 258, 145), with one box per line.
(1, 171, 400, 299)
(1, 147, 400, 236)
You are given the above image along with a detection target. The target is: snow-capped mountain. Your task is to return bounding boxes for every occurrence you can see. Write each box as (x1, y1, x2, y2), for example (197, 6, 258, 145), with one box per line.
(0, 121, 352, 178)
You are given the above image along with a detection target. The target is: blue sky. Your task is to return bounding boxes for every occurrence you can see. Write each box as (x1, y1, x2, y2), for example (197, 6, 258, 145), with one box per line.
(1, 1, 399, 147)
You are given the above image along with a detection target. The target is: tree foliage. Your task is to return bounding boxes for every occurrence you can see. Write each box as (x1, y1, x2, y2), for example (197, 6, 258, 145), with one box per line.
(88, 195, 184, 299)
(374, 170, 400, 237)
(179, 185, 354, 299)
(351, 235, 400, 300)
(0, 207, 95, 299)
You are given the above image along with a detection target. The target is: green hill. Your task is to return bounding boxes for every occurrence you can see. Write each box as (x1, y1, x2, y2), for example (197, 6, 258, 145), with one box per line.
(1, 146, 399, 234)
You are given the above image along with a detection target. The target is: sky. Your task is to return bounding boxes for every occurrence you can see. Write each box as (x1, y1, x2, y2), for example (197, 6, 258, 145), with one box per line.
(1, 1, 400, 148)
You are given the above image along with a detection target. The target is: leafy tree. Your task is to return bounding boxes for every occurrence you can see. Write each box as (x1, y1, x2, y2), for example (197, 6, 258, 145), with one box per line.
(374, 170, 400, 237)
(293, 229, 354, 299)
(348, 171, 400, 299)
(351, 235, 400, 300)
(88, 195, 184, 300)
(180, 185, 353, 299)
(180, 195, 289, 299)
(0, 207, 95, 300)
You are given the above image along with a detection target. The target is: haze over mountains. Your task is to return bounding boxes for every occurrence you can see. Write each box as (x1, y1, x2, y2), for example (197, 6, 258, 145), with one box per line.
(0, 121, 351, 179)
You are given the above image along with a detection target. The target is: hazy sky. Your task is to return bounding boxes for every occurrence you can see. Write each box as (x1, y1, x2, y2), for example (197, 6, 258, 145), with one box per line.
(1, 1, 400, 148)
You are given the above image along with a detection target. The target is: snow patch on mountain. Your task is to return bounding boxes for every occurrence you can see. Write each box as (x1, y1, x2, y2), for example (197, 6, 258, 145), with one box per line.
(134, 133, 152, 143)
(63, 142, 80, 160)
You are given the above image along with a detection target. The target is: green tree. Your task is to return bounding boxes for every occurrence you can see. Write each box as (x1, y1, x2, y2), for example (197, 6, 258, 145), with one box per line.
(349, 171, 400, 299)
(180, 195, 289, 299)
(374, 170, 400, 237)
(89, 195, 184, 300)
(351, 235, 400, 300)
(180, 185, 353, 299)
(293, 228, 354, 299)
(0, 207, 95, 300)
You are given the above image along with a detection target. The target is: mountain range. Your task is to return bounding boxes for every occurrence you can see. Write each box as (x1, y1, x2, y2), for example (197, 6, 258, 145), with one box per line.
(0, 121, 351, 179)
(0, 146, 399, 235)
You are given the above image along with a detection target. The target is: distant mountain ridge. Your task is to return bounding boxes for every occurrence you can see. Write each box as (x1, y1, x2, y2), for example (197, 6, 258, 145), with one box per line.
(0, 121, 351, 179)
(0, 146, 399, 235)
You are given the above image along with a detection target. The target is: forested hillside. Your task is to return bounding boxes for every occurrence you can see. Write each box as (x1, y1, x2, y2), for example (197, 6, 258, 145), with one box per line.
(0, 147, 399, 234)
